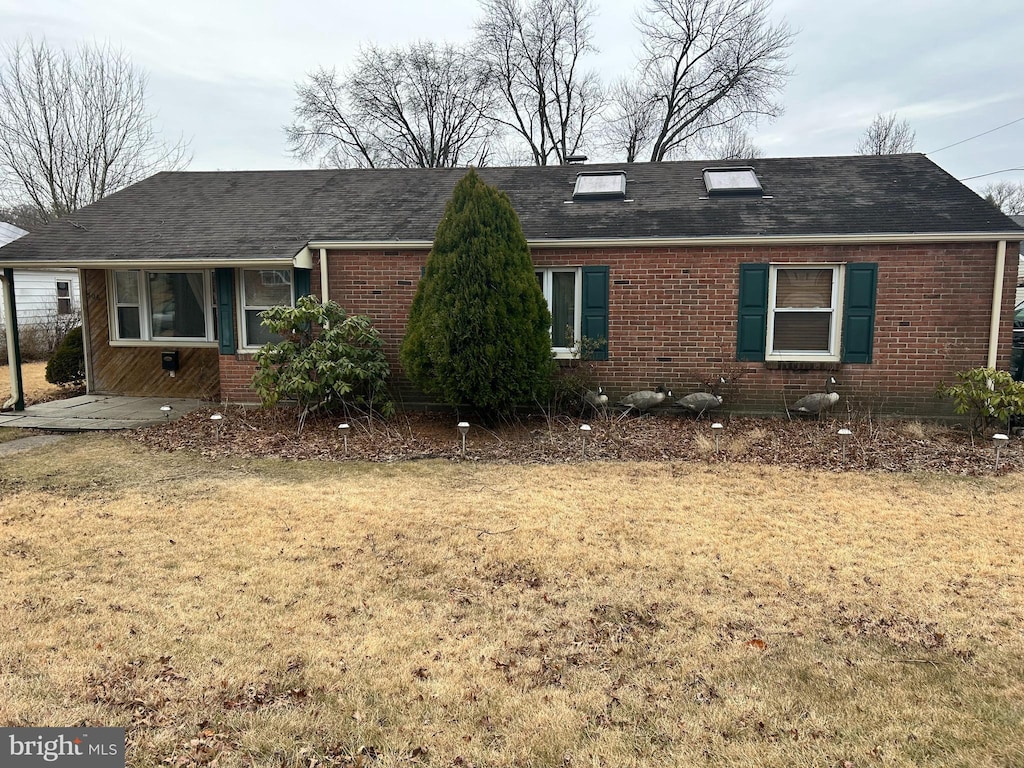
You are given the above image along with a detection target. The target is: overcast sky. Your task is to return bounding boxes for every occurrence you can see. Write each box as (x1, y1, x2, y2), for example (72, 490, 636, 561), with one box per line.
(2, 0, 1022, 193)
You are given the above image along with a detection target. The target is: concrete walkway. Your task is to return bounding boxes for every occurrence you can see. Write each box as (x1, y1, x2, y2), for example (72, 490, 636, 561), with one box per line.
(0, 394, 209, 432)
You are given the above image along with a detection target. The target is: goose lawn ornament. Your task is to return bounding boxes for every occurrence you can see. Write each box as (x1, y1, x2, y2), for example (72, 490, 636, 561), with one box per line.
(618, 385, 672, 416)
(788, 376, 840, 417)
(677, 376, 726, 418)
(583, 386, 609, 410)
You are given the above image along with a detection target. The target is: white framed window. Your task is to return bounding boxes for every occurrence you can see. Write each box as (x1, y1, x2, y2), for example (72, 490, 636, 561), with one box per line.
(766, 264, 844, 361)
(56, 280, 73, 315)
(109, 270, 216, 344)
(535, 267, 581, 357)
(239, 268, 294, 348)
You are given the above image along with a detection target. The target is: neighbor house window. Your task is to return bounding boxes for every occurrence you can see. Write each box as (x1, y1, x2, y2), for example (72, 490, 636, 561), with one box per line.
(110, 270, 215, 343)
(56, 280, 73, 315)
(766, 265, 842, 359)
(240, 269, 294, 347)
(536, 267, 581, 356)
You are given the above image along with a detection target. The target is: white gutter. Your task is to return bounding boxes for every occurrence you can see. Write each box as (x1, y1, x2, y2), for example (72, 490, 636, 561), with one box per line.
(2, 231, 1019, 271)
(0, 258, 299, 270)
(987, 240, 1008, 369)
(319, 248, 329, 302)
(308, 241, 433, 251)
(307, 231, 1024, 251)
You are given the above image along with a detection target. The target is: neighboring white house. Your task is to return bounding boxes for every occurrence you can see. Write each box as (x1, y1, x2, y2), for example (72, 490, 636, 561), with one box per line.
(0, 221, 81, 330)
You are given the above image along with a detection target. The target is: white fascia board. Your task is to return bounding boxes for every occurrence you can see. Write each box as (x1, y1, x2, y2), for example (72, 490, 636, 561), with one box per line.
(309, 232, 1023, 251)
(308, 241, 433, 250)
(0, 258, 296, 270)
(5, 231, 1020, 270)
(293, 246, 313, 269)
(526, 232, 1024, 248)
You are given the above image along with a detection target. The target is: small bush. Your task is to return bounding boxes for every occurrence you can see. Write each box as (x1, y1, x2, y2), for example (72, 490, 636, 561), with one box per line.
(251, 296, 394, 431)
(45, 326, 86, 386)
(938, 367, 1024, 435)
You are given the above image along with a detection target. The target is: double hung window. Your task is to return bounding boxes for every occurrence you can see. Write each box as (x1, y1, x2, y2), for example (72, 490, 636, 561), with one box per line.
(766, 265, 842, 359)
(56, 280, 73, 315)
(240, 269, 294, 348)
(110, 270, 214, 343)
(535, 267, 581, 356)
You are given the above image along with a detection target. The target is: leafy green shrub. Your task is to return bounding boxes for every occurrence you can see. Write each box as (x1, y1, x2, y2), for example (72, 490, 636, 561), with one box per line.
(937, 367, 1024, 435)
(44, 326, 85, 386)
(251, 296, 393, 430)
(400, 169, 554, 417)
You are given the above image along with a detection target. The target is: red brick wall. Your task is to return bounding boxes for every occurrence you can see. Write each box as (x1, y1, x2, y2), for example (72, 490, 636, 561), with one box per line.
(311, 241, 1018, 416)
(219, 353, 260, 404)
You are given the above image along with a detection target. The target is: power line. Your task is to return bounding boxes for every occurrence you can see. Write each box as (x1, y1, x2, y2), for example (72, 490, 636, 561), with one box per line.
(958, 167, 1024, 182)
(927, 115, 1024, 155)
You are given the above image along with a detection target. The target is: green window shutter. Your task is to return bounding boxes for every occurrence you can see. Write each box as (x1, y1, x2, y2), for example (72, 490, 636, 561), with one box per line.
(214, 268, 236, 355)
(294, 267, 312, 299)
(581, 266, 609, 361)
(737, 264, 768, 362)
(842, 263, 877, 364)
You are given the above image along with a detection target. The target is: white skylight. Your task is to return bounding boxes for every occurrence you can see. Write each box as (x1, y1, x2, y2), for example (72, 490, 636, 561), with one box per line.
(703, 167, 762, 195)
(573, 172, 627, 200)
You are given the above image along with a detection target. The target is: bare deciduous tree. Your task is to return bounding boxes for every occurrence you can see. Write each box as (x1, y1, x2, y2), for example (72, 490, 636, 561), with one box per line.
(856, 112, 916, 155)
(0, 202, 47, 232)
(606, 0, 792, 163)
(0, 39, 190, 222)
(475, 0, 603, 165)
(694, 124, 763, 160)
(980, 180, 1024, 216)
(287, 42, 496, 169)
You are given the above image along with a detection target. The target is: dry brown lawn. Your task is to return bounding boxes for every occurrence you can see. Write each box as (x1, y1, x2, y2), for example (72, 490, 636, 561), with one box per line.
(0, 362, 69, 443)
(0, 361, 66, 405)
(1, 435, 1022, 767)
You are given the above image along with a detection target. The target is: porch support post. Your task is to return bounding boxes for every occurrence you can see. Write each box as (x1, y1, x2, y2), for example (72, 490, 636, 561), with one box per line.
(1, 268, 25, 411)
(987, 240, 1007, 370)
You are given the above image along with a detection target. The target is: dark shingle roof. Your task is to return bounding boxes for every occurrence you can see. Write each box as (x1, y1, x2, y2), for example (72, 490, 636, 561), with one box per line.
(1, 154, 1020, 265)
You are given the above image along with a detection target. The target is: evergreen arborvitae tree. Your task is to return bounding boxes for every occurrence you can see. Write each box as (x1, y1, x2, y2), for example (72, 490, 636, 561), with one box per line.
(400, 168, 554, 415)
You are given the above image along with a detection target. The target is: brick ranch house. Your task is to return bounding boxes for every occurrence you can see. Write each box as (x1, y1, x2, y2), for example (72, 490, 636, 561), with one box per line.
(0, 153, 1021, 416)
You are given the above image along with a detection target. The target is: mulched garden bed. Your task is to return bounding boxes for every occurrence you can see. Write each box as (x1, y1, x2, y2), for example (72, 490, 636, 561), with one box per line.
(126, 406, 1024, 476)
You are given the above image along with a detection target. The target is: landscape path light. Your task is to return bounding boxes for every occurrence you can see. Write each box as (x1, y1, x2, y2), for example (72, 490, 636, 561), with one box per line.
(993, 432, 1009, 471)
(337, 422, 350, 455)
(838, 428, 852, 462)
(160, 404, 172, 420)
(580, 423, 591, 459)
(711, 422, 724, 452)
(210, 412, 223, 441)
(458, 421, 470, 457)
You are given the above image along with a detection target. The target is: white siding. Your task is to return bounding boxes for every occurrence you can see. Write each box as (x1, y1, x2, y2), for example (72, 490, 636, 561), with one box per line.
(0, 222, 83, 329)
(0, 269, 82, 327)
